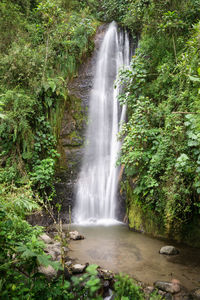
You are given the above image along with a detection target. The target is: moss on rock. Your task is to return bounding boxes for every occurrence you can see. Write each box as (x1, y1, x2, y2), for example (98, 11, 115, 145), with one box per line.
(127, 181, 200, 247)
(127, 182, 165, 237)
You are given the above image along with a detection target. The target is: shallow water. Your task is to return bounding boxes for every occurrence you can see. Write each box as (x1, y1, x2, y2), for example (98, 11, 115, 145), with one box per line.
(67, 224, 200, 290)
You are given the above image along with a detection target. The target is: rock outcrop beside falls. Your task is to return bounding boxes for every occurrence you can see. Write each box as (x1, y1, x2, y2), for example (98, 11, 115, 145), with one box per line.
(55, 26, 106, 222)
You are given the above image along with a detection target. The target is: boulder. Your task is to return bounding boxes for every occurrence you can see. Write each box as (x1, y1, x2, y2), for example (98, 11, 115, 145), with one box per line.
(171, 279, 181, 293)
(46, 244, 61, 255)
(65, 260, 72, 267)
(69, 231, 84, 240)
(45, 249, 57, 261)
(72, 263, 87, 274)
(191, 288, 200, 299)
(173, 293, 192, 300)
(44, 242, 65, 261)
(39, 233, 53, 244)
(63, 246, 69, 252)
(159, 246, 179, 255)
(158, 290, 166, 297)
(165, 293, 173, 300)
(154, 280, 181, 294)
(57, 255, 61, 262)
(38, 265, 57, 279)
(144, 286, 155, 295)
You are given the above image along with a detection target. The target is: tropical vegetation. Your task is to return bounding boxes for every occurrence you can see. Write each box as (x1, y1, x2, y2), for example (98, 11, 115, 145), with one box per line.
(117, 0, 200, 244)
(0, 0, 200, 298)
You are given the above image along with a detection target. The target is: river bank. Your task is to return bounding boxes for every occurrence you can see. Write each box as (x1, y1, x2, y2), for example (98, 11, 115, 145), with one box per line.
(39, 224, 200, 299)
(67, 224, 200, 292)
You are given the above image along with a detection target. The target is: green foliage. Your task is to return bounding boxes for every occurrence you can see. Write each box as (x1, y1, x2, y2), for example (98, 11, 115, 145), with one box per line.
(149, 291, 163, 300)
(30, 158, 56, 190)
(121, 0, 151, 33)
(0, 2, 101, 298)
(70, 264, 101, 299)
(0, 252, 102, 300)
(96, 0, 129, 22)
(118, 0, 200, 238)
(1, 0, 200, 296)
(0, 89, 36, 167)
(121, 0, 200, 35)
(114, 274, 143, 300)
(0, 1, 24, 53)
(0, 0, 98, 192)
(0, 183, 61, 299)
(159, 10, 186, 34)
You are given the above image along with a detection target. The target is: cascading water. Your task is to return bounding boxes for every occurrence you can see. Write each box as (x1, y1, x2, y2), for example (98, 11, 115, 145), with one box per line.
(74, 22, 131, 224)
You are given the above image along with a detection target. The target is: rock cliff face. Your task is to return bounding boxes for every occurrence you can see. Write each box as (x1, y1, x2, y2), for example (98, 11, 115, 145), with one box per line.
(55, 25, 109, 222)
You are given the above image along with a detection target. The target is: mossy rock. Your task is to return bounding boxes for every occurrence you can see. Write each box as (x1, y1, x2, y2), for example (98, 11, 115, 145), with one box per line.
(126, 182, 200, 247)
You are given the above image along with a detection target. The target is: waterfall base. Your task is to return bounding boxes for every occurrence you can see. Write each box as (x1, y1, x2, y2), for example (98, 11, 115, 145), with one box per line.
(73, 218, 123, 226)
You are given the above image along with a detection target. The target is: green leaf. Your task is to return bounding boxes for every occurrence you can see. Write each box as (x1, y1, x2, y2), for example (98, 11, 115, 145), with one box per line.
(188, 75, 200, 82)
(188, 140, 199, 147)
(86, 264, 99, 276)
(48, 80, 56, 92)
(86, 278, 100, 287)
(0, 113, 5, 119)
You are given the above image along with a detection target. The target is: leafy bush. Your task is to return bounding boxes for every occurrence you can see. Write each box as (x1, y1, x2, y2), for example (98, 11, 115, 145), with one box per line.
(114, 274, 143, 300)
(30, 158, 55, 190)
(0, 183, 61, 298)
(0, 0, 98, 193)
(118, 1, 200, 238)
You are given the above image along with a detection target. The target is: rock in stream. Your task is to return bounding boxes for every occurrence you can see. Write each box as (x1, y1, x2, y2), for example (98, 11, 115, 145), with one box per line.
(159, 245, 179, 255)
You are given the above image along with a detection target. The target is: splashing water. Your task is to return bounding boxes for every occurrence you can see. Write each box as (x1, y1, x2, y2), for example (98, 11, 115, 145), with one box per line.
(74, 22, 131, 225)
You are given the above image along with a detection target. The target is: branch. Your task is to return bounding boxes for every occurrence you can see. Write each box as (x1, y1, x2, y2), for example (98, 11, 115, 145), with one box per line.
(42, 33, 49, 83)
(172, 112, 197, 114)
(172, 34, 177, 65)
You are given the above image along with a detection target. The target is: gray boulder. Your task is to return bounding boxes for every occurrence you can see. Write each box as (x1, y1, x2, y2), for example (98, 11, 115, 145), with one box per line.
(144, 286, 155, 298)
(69, 231, 84, 240)
(159, 246, 179, 255)
(154, 280, 181, 294)
(38, 265, 57, 279)
(45, 243, 61, 259)
(47, 244, 61, 255)
(66, 260, 72, 267)
(39, 233, 53, 244)
(45, 249, 57, 261)
(191, 289, 200, 299)
(72, 263, 87, 274)
(165, 293, 173, 300)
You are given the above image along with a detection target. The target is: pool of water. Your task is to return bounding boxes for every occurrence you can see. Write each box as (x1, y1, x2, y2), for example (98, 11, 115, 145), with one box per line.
(66, 224, 200, 290)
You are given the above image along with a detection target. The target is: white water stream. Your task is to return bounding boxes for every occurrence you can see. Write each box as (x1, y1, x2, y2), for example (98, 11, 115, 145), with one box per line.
(74, 22, 131, 224)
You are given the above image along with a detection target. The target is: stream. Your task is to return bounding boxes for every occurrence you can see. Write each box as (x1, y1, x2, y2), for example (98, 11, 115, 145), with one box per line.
(67, 224, 200, 291)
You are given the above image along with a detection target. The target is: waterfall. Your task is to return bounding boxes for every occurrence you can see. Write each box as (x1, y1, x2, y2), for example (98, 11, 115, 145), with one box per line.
(74, 22, 131, 225)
